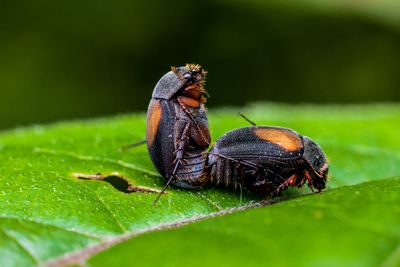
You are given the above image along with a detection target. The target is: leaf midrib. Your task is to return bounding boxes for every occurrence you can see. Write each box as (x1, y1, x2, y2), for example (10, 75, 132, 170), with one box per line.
(40, 200, 273, 267)
(41, 178, 400, 267)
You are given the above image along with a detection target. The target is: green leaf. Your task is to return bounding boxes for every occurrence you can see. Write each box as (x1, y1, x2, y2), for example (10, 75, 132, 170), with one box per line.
(87, 178, 400, 267)
(0, 103, 399, 267)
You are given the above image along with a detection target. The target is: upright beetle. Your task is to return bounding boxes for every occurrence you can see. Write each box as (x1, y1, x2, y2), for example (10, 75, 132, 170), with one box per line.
(146, 64, 211, 194)
(207, 126, 328, 196)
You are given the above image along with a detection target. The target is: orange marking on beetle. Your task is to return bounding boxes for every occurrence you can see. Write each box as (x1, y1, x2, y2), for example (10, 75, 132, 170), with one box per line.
(184, 84, 202, 100)
(253, 128, 303, 152)
(178, 96, 201, 108)
(146, 101, 162, 146)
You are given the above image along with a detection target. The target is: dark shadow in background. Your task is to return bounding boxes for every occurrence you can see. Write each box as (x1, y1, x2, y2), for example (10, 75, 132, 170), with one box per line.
(1, 1, 400, 129)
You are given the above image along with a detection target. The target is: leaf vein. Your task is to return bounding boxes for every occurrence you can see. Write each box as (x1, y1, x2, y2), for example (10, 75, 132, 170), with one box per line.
(41, 200, 275, 267)
(93, 191, 127, 233)
(33, 147, 160, 177)
(196, 192, 222, 211)
(1, 227, 39, 264)
(0, 215, 103, 239)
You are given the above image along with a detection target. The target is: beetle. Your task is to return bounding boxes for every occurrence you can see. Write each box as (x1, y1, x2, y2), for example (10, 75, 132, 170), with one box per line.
(206, 125, 328, 196)
(146, 64, 211, 199)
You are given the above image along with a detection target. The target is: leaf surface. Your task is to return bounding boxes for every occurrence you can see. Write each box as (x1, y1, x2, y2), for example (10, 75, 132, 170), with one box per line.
(0, 103, 399, 266)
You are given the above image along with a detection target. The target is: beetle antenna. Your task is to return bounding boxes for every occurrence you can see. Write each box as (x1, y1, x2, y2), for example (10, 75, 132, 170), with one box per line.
(238, 112, 257, 126)
(120, 140, 146, 151)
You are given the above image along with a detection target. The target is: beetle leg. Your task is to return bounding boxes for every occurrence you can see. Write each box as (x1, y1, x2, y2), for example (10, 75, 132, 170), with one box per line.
(153, 120, 191, 205)
(170, 121, 191, 179)
(304, 171, 315, 192)
(240, 159, 286, 181)
(275, 177, 290, 193)
(275, 183, 288, 194)
(120, 140, 146, 151)
(287, 174, 299, 186)
(208, 153, 258, 172)
(275, 174, 300, 193)
(238, 182, 243, 204)
(177, 98, 210, 147)
(209, 153, 282, 181)
(208, 152, 287, 188)
(296, 175, 307, 187)
(249, 168, 258, 176)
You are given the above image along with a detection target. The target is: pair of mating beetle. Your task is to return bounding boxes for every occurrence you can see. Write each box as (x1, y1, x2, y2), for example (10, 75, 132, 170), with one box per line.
(146, 64, 328, 201)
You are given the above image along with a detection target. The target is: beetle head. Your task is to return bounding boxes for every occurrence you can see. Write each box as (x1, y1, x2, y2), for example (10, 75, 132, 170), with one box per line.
(302, 136, 328, 191)
(152, 64, 208, 101)
(176, 64, 207, 85)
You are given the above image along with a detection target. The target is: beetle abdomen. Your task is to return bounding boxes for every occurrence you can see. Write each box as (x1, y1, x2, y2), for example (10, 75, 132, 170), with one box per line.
(172, 153, 209, 189)
(208, 154, 240, 188)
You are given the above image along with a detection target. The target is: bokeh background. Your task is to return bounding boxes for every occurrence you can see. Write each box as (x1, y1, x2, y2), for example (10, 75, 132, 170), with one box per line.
(1, 0, 400, 130)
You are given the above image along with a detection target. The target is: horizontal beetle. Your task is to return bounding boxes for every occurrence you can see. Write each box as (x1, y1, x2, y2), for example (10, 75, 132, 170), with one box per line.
(207, 126, 328, 196)
(146, 64, 211, 198)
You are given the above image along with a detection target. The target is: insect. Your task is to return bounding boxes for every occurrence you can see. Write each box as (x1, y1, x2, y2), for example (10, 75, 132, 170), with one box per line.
(206, 125, 328, 196)
(146, 64, 328, 202)
(146, 64, 211, 200)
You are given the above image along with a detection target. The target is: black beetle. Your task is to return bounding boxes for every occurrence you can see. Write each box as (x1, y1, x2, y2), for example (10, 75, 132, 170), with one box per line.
(146, 64, 211, 197)
(207, 126, 328, 196)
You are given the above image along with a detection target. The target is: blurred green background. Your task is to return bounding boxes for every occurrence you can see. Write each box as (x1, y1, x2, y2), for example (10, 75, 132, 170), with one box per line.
(1, 0, 400, 130)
